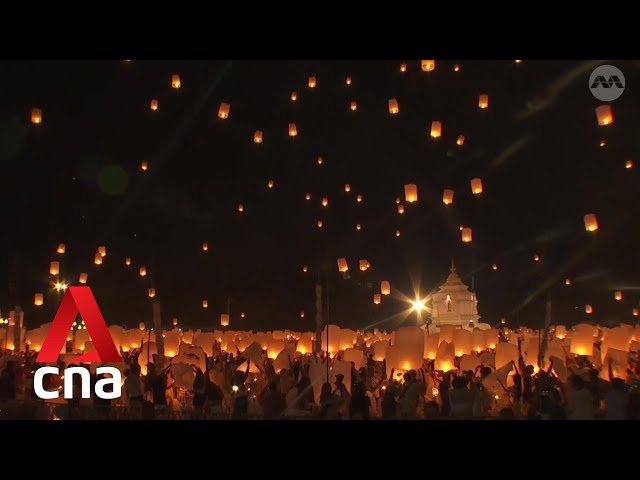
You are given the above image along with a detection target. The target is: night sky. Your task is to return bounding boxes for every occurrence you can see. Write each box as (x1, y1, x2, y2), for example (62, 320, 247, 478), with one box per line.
(1, 60, 639, 332)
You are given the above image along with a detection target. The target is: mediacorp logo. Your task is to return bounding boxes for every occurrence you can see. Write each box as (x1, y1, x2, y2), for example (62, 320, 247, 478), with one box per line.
(34, 286, 123, 400)
(589, 64, 625, 101)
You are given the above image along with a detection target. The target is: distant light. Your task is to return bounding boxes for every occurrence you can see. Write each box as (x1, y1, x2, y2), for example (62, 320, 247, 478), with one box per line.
(600, 140, 606, 147)
(492, 264, 498, 271)
(565, 278, 572, 286)
(453, 64, 460, 72)
(534, 255, 540, 262)
(625, 160, 633, 169)
(400, 63, 407, 73)
(515, 60, 523, 63)
(232, 385, 239, 393)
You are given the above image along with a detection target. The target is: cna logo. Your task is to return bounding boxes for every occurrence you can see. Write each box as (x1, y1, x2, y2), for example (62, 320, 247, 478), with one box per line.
(34, 286, 123, 400)
(589, 65, 625, 101)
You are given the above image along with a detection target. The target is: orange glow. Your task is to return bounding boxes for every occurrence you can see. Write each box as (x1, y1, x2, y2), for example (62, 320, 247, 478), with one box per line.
(125, 258, 132, 266)
(356, 224, 361, 231)
(302, 265, 308, 273)
(34, 293, 43, 306)
(453, 64, 460, 72)
(404, 184, 418, 203)
(471, 178, 483, 195)
(614, 291, 623, 301)
(322, 197, 328, 207)
(220, 314, 229, 327)
(356, 194, 363, 203)
(461, 227, 472, 243)
(218, 103, 230, 119)
(202, 300, 208, 308)
(171, 75, 181, 89)
(56, 244, 65, 254)
(373, 294, 381, 305)
(317, 220, 323, 228)
(430, 121, 442, 138)
(395, 230, 401, 237)
(346, 76, 352, 85)
(337, 258, 349, 273)
(442, 189, 454, 205)
(268, 179, 274, 189)
(254, 130, 263, 144)
(241, 312, 245, 318)
(421, 60, 435, 72)
(300, 311, 305, 318)
(381, 281, 391, 295)
(308, 76, 317, 88)
(94, 253, 102, 265)
(388, 98, 399, 115)
(139, 266, 146, 277)
(456, 135, 465, 146)
(515, 60, 523, 63)
(350, 101, 357, 111)
(291, 91, 297, 101)
(625, 160, 633, 169)
(492, 264, 498, 271)
(585, 305, 593, 314)
(534, 255, 540, 262)
(289, 123, 297, 137)
(583, 213, 598, 232)
(141, 161, 148, 171)
(317, 156, 323, 166)
(238, 203, 244, 213)
(565, 278, 571, 285)
(79, 273, 88, 284)
(148, 288, 156, 298)
(344, 184, 351, 193)
(359, 260, 369, 271)
(202, 243, 208, 252)
(400, 63, 407, 72)
(633, 308, 639, 316)
(478, 94, 489, 109)
(31, 108, 42, 124)
(600, 140, 606, 147)
(398, 204, 405, 214)
(305, 193, 311, 201)
(595, 105, 613, 126)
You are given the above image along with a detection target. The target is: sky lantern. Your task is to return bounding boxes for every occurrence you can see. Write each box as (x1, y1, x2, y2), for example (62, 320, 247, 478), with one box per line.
(288, 123, 297, 137)
(317, 220, 323, 228)
(238, 203, 244, 213)
(398, 204, 405, 214)
(583, 213, 598, 232)
(585, 304, 593, 314)
(150, 99, 158, 111)
(633, 308, 639, 316)
(595, 105, 613, 126)
(141, 161, 149, 171)
(625, 160, 633, 169)
(139, 266, 147, 277)
(388, 99, 399, 115)
(300, 311, 305, 318)
(268, 179, 274, 189)
(400, 63, 407, 72)
(534, 254, 540, 262)
(31, 108, 42, 124)
(291, 91, 297, 102)
(171, 75, 181, 89)
(600, 140, 606, 147)
(395, 230, 401, 237)
(305, 193, 311, 201)
(359, 260, 369, 271)
(471, 178, 483, 195)
(346, 76, 352, 85)
(308, 76, 317, 88)
(395, 197, 401, 204)
(456, 135, 465, 146)
(125, 258, 132, 266)
(373, 294, 381, 305)
(202, 242, 208, 252)
(421, 60, 435, 72)
(442, 189, 454, 205)
(303, 265, 308, 273)
(202, 300, 208, 308)
(430, 121, 442, 138)
(492, 264, 498, 271)
(337, 258, 349, 273)
(254, 130, 263, 144)
(148, 288, 156, 298)
(98, 246, 106, 257)
(322, 197, 329, 207)
(94, 253, 102, 265)
(49, 261, 60, 276)
(381, 281, 391, 295)
(34, 293, 44, 306)
(317, 156, 323, 166)
(79, 273, 88, 284)
(404, 184, 418, 203)
(479, 94, 489, 109)
(350, 101, 357, 111)
(240, 312, 245, 318)
(614, 291, 623, 301)
(56, 243, 65, 254)
(356, 194, 363, 203)
(565, 278, 571, 285)
(344, 184, 351, 193)
(220, 314, 230, 327)
(218, 102, 230, 119)
(461, 227, 473, 243)
(453, 64, 460, 72)
(356, 224, 361, 231)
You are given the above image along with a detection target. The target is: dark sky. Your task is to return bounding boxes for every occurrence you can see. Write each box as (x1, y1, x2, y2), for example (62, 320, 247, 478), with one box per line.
(1, 60, 639, 331)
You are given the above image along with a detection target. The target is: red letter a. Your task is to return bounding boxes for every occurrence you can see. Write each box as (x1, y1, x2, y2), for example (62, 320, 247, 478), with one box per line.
(36, 287, 122, 363)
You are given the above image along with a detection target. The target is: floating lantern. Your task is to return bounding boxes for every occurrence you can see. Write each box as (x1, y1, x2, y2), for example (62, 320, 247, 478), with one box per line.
(400, 63, 407, 72)
(141, 161, 149, 171)
(49, 261, 60, 275)
(125, 258, 132, 266)
(356, 194, 363, 203)
(150, 99, 158, 111)
(404, 184, 418, 203)
(202, 300, 208, 308)
(534, 254, 540, 262)
(218, 102, 230, 119)
(94, 253, 102, 265)
(57, 244, 65, 254)
(356, 224, 361, 231)
(300, 311, 305, 318)
(388, 98, 399, 115)
(565, 278, 571, 285)
(308, 76, 316, 88)
(595, 105, 613, 126)
(139, 266, 146, 277)
(172, 318, 178, 326)
(430, 121, 442, 138)
(344, 184, 351, 193)
(625, 160, 633, 169)
(492, 264, 498, 271)
(240, 312, 245, 318)
(471, 178, 483, 194)
(461, 227, 473, 243)
(221, 314, 230, 327)
(395, 230, 401, 237)
(453, 329, 472, 357)
(254, 130, 263, 144)
(456, 135, 465, 146)
(148, 288, 156, 298)
(268, 180, 274, 189)
(171, 75, 181, 89)
(305, 193, 311, 201)
(31, 108, 42, 124)
(478, 94, 489, 109)
(442, 189, 454, 205)
(398, 204, 405, 214)
(238, 203, 244, 213)
(337, 258, 349, 273)
(374, 294, 381, 305)
(350, 101, 357, 111)
(317, 156, 323, 166)
(79, 273, 88, 284)
(600, 140, 606, 147)
(570, 330, 593, 356)
(585, 304, 593, 314)
(317, 220, 323, 228)
(421, 60, 435, 72)
(555, 325, 567, 340)
(633, 308, 639, 316)
(515, 60, 523, 63)
(303, 265, 308, 273)
(34, 293, 44, 306)
(291, 91, 297, 102)
(614, 291, 623, 301)
(359, 260, 368, 271)
(381, 281, 391, 295)
(202, 243, 208, 252)
(395, 197, 401, 204)
(471, 329, 485, 352)
(453, 64, 460, 72)
(288, 123, 297, 137)
(322, 197, 328, 207)
(583, 213, 598, 232)
(345, 76, 352, 85)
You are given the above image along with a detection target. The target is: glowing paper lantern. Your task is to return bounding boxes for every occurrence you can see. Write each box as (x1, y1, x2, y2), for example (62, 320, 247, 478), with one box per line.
(218, 103, 230, 119)
(453, 64, 460, 72)
(595, 105, 613, 126)
(478, 94, 489, 109)
(495, 343, 519, 369)
(442, 189, 454, 205)
(633, 308, 639, 317)
(268, 180, 274, 189)
(171, 75, 181, 89)
(79, 273, 88, 284)
(356, 224, 362, 231)
(34, 293, 43, 306)
(238, 204, 244, 213)
(583, 214, 598, 232)
(394, 326, 425, 370)
(321, 197, 328, 207)
(438, 325, 456, 345)
(435, 341, 455, 372)
(49, 261, 60, 276)
(565, 278, 571, 285)
(461, 227, 472, 243)
(456, 135, 465, 146)
(404, 184, 418, 203)
(398, 204, 405, 214)
(395, 230, 401, 237)
(534, 254, 540, 262)
(296, 336, 313, 355)
(141, 161, 149, 171)
(148, 288, 155, 298)
(484, 329, 499, 349)
(139, 266, 146, 277)
(321, 324, 341, 354)
(614, 291, 623, 301)
(300, 311, 305, 318)
(430, 121, 442, 138)
(337, 258, 349, 273)
(150, 99, 158, 111)
(424, 334, 439, 360)
(31, 108, 42, 124)
(350, 101, 357, 111)
(125, 258, 132, 266)
(570, 330, 594, 357)
(381, 281, 391, 296)
(400, 63, 407, 72)
(291, 91, 297, 101)
(339, 329, 358, 351)
(453, 328, 472, 357)
(97, 246, 106, 257)
(288, 123, 297, 137)
(302, 265, 308, 273)
(471, 329, 486, 352)
(202, 242, 208, 252)
(345, 76, 352, 85)
(554, 325, 567, 340)
(388, 98, 399, 115)
(57, 244, 65, 254)
(308, 76, 316, 88)
(471, 178, 483, 194)
(492, 264, 498, 271)
(254, 130, 263, 143)
(356, 194, 363, 203)
(93, 253, 102, 265)
(585, 304, 593, 314)
(359, 260, 368, 271)
(221, 314, 229, 327)
(625, 160, 633, 169)
(305, 193, 311, 201)
(421, 60, 435, 72)
(373, 294, 381, 305)
(317, 220, 323, 228)
(202, 300, 208, 308)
